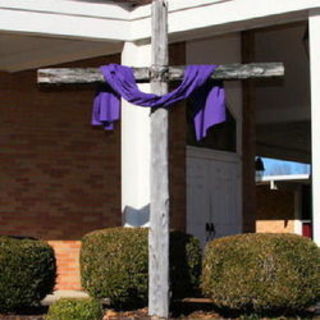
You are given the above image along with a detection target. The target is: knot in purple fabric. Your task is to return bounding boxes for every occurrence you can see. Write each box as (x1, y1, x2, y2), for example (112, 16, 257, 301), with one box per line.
(92, 63, 226, 140)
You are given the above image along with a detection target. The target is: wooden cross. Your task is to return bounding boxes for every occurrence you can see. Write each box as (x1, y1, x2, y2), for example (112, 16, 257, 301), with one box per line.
(37, 0, 284, 318)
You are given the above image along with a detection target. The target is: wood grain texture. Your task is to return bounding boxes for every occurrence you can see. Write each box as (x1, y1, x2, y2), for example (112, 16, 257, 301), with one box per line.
(148, 0, 170, 318)
(37, 63, 284, 85)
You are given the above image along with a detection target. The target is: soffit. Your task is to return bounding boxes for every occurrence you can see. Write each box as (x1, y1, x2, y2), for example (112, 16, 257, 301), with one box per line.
(0, 33, 122, 72)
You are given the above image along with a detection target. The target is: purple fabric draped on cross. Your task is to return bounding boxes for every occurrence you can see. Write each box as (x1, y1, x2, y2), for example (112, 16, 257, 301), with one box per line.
(92, 63, 226, 140)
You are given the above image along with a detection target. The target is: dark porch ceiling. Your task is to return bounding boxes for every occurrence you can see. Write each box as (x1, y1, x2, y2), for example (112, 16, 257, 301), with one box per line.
(253, 22, 311, 164)
(256, 121, 311, 164)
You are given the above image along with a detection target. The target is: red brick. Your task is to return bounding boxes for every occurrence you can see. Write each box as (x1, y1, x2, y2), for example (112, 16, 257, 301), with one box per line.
(0, 45, 187, 290)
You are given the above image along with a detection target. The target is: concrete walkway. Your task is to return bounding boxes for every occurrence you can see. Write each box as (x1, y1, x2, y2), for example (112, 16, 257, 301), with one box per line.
(41, 290, 89, 306)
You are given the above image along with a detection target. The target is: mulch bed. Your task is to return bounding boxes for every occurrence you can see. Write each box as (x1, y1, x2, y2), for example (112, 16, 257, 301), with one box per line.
(102, 300, 320, 320)
(104, 309, 221, 320)
(0, 300, 220, 320)
(0, 317, 44, 320)
(103, 299, 222, 320)
(0, 306, 47, 320)
(1, 300, 319, 320)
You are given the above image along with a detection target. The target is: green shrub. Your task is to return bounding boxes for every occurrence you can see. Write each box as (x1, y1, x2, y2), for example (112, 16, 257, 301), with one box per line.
(46, 298, 103, 320)
(80, 227, 201, 308)
(201, 233, 320, 314)
(170, 231, 202, 298)
(0, 236, 56, 313)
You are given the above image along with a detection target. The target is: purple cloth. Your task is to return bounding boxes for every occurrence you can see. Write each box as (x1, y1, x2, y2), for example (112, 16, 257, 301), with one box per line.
(92, 63, 226, 140)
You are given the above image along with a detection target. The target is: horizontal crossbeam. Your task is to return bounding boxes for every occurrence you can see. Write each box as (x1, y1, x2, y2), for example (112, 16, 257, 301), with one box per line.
(37, 62, 284, 85)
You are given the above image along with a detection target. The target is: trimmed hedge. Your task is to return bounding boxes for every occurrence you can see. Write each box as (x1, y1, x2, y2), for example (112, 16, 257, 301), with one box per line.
(80, 227, 201, 308)
(46, 298, 103, 320)
(0, 236, 56, 313)
(201, 233, 320, 314)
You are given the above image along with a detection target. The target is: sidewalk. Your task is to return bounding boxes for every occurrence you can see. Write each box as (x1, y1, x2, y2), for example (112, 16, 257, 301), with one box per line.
(41, 290, 89, 306)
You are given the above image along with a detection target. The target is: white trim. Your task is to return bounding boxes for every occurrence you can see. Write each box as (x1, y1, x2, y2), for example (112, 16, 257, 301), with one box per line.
(130, 0, 230, 20)
(309, 9, 320, 245)
(294, 219, 303, 235)
(0, 8, 130, 41)
(0, 0, 320, 42)
(0, 0, 129, 20)
(259, 174, 310, 183)
(130, 0, 320, 42)
(256, 174, 310, 190)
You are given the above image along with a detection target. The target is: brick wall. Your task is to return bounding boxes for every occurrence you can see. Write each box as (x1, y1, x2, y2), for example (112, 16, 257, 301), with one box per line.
(256, 185, 295, 233)
(0, 44, 187, 291)
(0, 55, 122, 290)
(242, 31, 257, 233)
(169, 42, 187, 231)
(48, 241, 82, 290)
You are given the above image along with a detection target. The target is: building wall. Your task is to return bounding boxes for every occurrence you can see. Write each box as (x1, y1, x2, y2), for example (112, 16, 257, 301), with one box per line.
(0, 55, 122, 290)
(256, 185, 295, 233)
(242, 30, 257, 233)
(255, 22, 310, 125)
(169, 42, 187, 231)
(0, 43, 187, 291)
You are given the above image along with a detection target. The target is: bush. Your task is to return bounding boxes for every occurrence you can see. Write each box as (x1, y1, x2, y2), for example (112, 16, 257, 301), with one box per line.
(201, 233, 320, 314)
(80, 227, 201, 308)
(170, 231, 202, 298)
(46, 298, 103, 320)
(0, 236, 56, 313)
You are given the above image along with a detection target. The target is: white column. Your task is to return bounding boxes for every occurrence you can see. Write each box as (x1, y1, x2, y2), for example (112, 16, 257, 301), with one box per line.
(121, 41, 151, 227)
(309, 10, 320, 245)
(293, 188, 303, 236)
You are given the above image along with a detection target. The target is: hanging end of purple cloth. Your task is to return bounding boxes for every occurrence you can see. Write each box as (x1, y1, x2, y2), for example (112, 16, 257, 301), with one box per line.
(91, 119, 115, 130)
(91, 85, 120, 131)
(193, 85, 227, 141)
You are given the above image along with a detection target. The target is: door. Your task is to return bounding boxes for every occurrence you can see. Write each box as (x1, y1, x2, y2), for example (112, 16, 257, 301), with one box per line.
(187, 146, 242, 247)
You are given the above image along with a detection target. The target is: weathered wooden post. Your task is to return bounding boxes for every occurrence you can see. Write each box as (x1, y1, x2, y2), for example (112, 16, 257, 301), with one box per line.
(149, 0, 170, 318)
